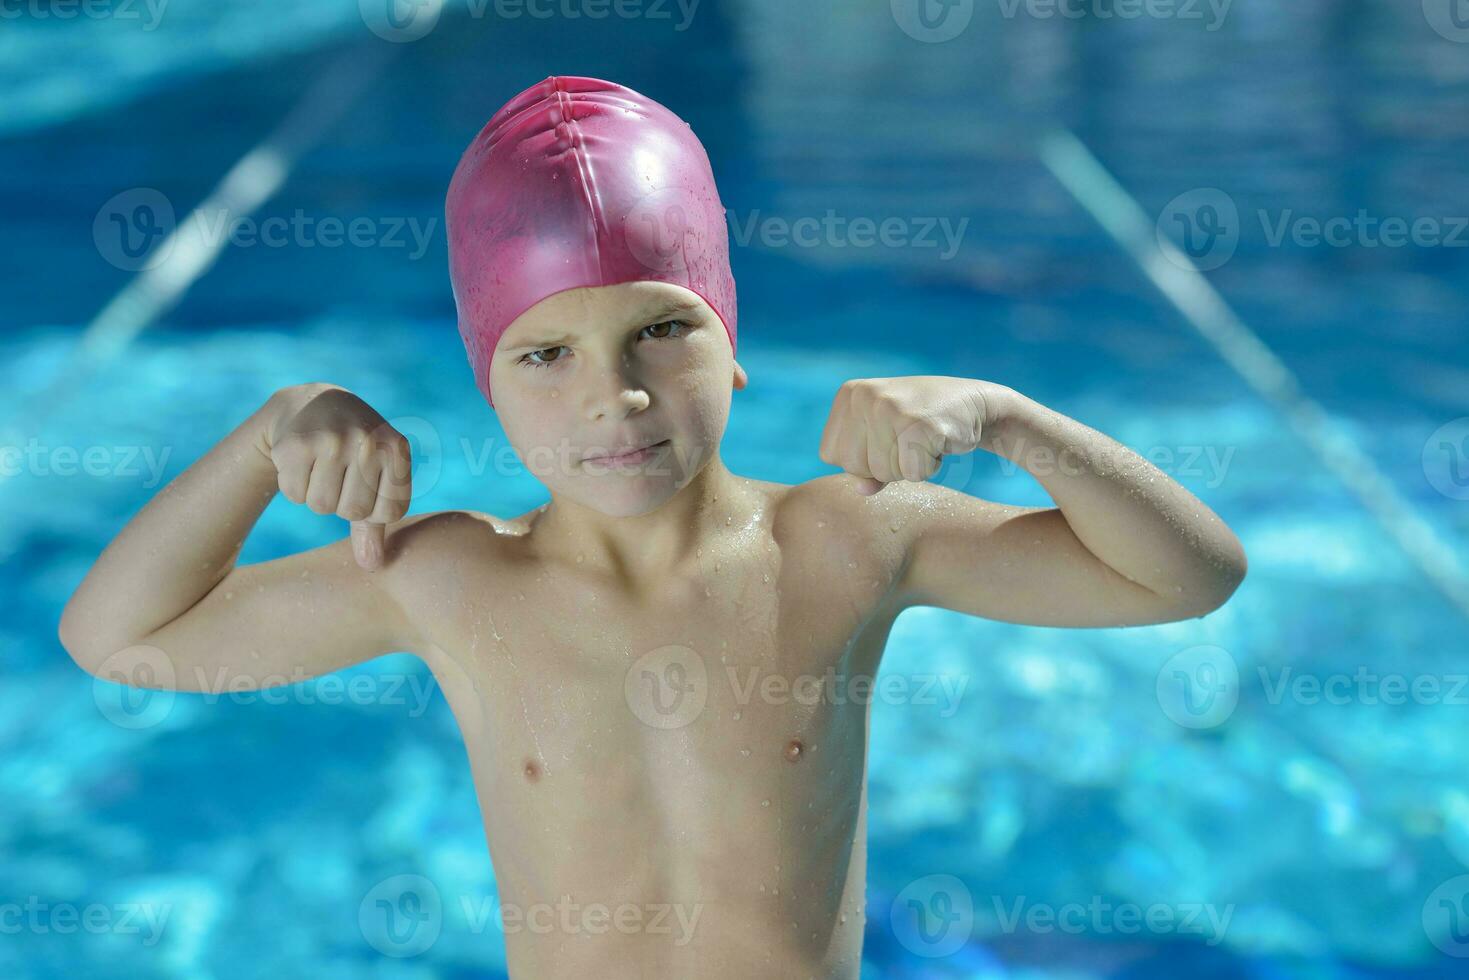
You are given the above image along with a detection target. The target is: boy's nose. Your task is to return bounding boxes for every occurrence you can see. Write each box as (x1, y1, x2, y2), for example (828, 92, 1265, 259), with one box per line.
(583, 367, 651, 421)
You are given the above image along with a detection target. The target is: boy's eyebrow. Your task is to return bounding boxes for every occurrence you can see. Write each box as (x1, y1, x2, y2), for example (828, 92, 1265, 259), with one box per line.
(636, 296, 704, 321)
(501, 298, 705, 350)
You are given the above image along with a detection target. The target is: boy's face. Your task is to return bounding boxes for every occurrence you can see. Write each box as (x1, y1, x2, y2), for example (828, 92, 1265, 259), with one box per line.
(488, 281, 745, 517)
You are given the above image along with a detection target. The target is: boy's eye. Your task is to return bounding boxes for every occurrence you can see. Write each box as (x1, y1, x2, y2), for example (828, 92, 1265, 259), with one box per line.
(641, 320, 689, 340)
(519, 346, 568, 368)
(517, 321, 687, 369)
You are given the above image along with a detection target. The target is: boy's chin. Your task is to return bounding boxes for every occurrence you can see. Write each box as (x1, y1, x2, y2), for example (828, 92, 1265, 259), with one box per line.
(559, 475, 682, 518)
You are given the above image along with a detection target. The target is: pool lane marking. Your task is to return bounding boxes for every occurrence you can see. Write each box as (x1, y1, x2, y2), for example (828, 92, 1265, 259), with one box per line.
(1039, 128, 1469, 624)
(1, 43, 398, 476)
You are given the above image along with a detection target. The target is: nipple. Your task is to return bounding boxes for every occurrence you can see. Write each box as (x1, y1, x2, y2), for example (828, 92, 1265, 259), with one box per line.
(784, 738, 804, 763)
(523, 757, 542, 782)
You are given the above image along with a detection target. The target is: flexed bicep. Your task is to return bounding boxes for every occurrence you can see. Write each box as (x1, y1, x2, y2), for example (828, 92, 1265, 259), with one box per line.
(889, 481, 1203, 628)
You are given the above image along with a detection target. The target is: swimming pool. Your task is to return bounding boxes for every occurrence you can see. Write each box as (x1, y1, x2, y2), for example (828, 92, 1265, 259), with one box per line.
(4, 1, 1469, 977)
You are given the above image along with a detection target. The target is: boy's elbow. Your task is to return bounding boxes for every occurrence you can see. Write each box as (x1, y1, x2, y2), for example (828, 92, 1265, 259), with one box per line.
(57, 604, 120, 677)
(1181, 553, 1247, 619)
(57, 605, 98, 674)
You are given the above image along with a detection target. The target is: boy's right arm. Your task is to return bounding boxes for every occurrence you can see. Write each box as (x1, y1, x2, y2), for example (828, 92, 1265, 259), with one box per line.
(57, 383, 425, 693)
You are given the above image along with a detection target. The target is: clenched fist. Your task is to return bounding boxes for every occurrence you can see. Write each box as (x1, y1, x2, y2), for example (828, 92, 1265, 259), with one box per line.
(818, 376, 1013, 495)
(262, 383, 413, 570)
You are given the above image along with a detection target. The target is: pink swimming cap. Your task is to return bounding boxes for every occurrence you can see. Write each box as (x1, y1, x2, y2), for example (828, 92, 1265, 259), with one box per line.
(445, 75, 738, 407)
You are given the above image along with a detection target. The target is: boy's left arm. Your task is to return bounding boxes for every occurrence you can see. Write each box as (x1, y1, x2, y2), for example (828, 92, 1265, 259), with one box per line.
(818, 376, 1248, 628)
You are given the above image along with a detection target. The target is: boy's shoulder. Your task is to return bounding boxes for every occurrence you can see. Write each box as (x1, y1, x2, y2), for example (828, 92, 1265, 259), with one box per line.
(375, 507, 538, 576)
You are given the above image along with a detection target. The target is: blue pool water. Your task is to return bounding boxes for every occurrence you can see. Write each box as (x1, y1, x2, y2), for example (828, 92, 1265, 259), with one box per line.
(3, 2, 1468, 978)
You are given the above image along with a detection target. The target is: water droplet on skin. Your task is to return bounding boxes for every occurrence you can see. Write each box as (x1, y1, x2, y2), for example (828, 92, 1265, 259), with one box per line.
(740, 748, 751, 757)
(224, 591, 234, 600)
(761, 799, 770, 807)
(732, 711, 741, 720)
(576, 553, 585, 564)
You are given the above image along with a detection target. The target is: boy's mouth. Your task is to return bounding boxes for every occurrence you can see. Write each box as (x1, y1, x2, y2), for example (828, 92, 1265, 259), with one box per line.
(581, 438, 671, 467)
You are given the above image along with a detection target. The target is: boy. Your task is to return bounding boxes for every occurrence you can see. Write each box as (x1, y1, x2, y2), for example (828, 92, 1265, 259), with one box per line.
(58, 76, 1246, 978)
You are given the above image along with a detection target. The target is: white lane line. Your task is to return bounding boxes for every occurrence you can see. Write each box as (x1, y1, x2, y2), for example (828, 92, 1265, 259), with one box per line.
(1039, 127, 1469, 624)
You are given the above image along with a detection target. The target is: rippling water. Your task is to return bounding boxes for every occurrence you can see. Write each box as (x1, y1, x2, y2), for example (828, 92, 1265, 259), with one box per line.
(4, 1, 1468, 977)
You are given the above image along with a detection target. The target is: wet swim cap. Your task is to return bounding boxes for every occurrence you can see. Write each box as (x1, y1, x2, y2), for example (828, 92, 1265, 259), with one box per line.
(445, 75, 738, 407)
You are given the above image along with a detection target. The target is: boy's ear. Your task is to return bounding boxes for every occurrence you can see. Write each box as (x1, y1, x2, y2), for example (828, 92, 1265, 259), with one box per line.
(732, 360, 748, 390)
